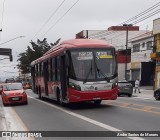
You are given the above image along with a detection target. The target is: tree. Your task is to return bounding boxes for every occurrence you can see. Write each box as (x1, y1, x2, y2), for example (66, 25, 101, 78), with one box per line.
(18, 38, 53, 74)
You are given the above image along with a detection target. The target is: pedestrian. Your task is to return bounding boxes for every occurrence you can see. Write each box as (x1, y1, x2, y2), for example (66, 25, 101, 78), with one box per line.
(134, 79, 141, 93)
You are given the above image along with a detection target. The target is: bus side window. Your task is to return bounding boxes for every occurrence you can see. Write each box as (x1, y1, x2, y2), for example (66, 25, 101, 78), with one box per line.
(35, 64, 38, 77)
(48, 59, 51, 81)
(38, 63, 40, 76)
(56, 57, 60, 81)
(41, 62, 44, 76)
(39, 62, 41, 76)
(52, 58, 56, 81)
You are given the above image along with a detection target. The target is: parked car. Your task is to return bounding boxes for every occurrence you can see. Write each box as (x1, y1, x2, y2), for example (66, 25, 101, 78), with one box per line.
(0, 83, 28, 106)
(118, 80, 133, 97)
(154, 88, 160, 100)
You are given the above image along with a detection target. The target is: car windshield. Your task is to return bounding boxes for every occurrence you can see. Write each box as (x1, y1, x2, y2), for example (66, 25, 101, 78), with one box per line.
(3, 83, 23, 91)
(69, 48, 117, 81)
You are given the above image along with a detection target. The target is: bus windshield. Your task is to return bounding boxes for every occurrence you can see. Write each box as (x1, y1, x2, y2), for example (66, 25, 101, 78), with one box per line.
(69, 48, 117, 81)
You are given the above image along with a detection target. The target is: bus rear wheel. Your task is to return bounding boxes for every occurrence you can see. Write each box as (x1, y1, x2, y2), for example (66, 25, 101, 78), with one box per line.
(94, 100, 102, 105)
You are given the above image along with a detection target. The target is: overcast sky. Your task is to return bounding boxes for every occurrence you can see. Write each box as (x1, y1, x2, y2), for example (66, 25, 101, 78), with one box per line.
(0, 0, 159, 80)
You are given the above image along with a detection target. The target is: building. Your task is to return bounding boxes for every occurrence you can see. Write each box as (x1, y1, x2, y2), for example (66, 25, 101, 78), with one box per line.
(76, 26, 149, 80)
(150, 18, 160, 90)
(130, 31, 155, 86)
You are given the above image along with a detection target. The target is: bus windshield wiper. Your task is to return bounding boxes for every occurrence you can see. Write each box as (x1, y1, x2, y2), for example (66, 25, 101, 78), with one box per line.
(94, 62, 110, 82)
(83, 61, 93, 84)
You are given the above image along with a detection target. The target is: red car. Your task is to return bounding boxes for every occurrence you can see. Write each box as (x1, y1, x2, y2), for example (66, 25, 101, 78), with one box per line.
(0, 83, 28, 106)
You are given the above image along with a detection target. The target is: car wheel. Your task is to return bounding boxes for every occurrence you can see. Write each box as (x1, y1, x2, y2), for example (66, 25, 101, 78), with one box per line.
(155, 91, 160, 100)
(94, 100, 102, 105)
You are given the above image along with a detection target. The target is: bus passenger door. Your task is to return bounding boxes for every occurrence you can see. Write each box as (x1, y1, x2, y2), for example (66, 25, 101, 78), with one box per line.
(60, 55, 67, 100)
(43, 61, 49, 96)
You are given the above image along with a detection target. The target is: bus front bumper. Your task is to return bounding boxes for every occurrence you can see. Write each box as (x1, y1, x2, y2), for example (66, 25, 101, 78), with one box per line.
(67, 87, 118, 103)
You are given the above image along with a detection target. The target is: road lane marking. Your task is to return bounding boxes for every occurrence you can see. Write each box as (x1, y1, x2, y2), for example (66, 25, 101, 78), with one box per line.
(104, 100, 160, 115)
(10, 108, 29, 131)
(2, 107, 35, 140)
(10, 108, 36, 140)
(28, 96, 144, 140)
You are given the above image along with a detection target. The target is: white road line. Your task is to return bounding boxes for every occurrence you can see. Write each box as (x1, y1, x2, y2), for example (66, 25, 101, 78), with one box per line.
(132, 97, 154, 100)
(3, 107, 34, 140)
(28, 96, 145, 140)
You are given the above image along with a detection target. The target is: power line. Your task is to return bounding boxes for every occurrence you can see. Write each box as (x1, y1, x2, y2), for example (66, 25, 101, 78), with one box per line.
(119, 2, 160, 25)
(42, 0, 80, 37)
(92, 2, 160, 38)
(31, 0, 66, 40)
(132, 9, 160, 24)
(0, 0, 6, 30)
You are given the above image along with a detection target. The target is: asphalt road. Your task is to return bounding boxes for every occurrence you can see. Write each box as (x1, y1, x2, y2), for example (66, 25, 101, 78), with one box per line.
(2, 89, 160, 140)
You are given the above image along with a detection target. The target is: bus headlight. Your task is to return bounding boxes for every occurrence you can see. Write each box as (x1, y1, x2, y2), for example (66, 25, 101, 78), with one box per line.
(69, 82, 81, 91)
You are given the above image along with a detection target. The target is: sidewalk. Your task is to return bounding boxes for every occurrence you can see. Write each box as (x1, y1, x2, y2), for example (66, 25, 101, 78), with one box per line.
(132, 86, 155, 100)
(0, 98, 6, 132)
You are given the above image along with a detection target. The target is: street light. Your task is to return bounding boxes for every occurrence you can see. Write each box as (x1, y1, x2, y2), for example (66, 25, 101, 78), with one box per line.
(123, 24, 133, 80)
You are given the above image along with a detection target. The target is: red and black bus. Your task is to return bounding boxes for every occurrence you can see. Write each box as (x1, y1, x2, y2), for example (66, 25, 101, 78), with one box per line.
(30, 39, 118, 105)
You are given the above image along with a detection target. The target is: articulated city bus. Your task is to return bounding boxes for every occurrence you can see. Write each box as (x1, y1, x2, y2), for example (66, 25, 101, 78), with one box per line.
(30, 39, 118, 105)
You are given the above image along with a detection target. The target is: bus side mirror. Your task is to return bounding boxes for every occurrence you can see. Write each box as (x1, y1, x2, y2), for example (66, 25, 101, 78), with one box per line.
(65, 54, 69, 68)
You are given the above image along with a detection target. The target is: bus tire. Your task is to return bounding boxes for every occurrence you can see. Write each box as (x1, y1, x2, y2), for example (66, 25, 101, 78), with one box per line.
(94, 100, 102, 105)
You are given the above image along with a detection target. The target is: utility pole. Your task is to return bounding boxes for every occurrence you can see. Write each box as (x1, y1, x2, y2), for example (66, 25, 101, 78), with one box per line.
(123, 24, 133, 80)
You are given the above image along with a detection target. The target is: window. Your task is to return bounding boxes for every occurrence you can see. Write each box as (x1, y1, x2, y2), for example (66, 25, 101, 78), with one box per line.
(142, 42, 145, 48)
(56, 57, 60, 81)
(133, 44, 140, 52)
(52, 58, 56, 81)
(146, 41, 152, 50)
(48, 59, 52, 81)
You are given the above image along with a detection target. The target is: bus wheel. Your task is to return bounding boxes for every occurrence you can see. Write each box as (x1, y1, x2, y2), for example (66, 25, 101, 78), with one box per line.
(155, 91, 160, 100)
(94, 100, 102, 105)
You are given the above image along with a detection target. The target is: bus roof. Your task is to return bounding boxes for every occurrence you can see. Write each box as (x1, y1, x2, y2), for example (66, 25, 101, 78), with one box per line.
(31, 39, 112, 66)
